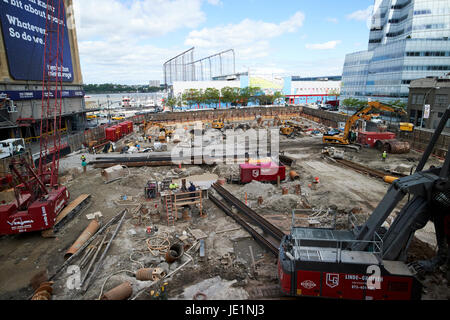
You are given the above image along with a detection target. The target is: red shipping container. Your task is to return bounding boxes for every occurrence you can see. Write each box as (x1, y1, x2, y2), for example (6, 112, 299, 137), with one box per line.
(357, 132, 396, 148)
(240, 162, 286, 183)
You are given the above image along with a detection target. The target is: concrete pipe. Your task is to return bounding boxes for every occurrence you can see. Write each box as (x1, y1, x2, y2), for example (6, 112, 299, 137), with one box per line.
(64, 220, 100, 260)
(289, 171, 300, 181)
(101, 281, 132, 300)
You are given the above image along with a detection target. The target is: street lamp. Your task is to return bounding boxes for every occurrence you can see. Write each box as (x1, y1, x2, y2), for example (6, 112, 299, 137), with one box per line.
(421, 87, 440, 128)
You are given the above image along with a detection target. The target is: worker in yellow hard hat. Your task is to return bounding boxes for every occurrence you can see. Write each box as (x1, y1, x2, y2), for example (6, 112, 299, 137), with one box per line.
(81, 155, 87, 173)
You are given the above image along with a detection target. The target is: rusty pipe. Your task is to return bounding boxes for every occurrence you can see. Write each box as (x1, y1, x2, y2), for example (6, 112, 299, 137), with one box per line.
(101, 281, 132, 300)
(165, 243, 184, 263)
(383, 139, 411, 154)
(64, 220, 100, 260)
(289, 171, 300, 181)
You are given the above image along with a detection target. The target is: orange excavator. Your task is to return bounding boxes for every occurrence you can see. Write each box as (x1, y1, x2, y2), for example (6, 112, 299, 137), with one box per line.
(323, 101, 407, 146)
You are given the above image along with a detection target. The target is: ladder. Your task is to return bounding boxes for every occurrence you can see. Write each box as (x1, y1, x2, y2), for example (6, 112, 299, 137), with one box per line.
(165, 193, 176, 226)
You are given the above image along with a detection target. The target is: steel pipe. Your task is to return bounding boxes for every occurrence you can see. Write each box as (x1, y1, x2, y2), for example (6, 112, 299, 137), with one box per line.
(64, 220, 100, 260)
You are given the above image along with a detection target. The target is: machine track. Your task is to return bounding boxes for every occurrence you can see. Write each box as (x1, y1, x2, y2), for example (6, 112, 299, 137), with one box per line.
(210, 183, 285, 256)
(333, 158, 406, 180)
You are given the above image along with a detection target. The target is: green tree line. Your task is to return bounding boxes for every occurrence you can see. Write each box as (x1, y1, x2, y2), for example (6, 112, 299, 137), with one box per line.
(83, 83, 163, 94)
(342, 98, 407, 111)
(165, 86, 285, 110)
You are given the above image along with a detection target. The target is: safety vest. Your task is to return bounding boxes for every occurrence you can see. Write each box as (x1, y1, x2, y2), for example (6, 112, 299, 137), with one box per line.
(382, 152, 387, 158)
(169, 183, 178, 190)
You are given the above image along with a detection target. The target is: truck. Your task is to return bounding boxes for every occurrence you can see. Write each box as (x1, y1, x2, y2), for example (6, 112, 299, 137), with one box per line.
(0, 139, 26, 159)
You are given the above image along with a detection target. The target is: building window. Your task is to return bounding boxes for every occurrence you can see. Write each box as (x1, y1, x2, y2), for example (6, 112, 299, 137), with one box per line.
(435, 94, 448, 106)
(412, 94, 424, 105)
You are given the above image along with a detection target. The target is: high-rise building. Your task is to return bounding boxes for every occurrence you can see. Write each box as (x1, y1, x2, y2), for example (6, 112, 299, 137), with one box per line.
(341, 0, 450, 103)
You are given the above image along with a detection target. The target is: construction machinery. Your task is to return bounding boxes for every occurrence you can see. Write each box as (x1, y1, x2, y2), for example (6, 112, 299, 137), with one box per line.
(0, 1, 75, 235)
(280, 120, 303, 137)
(212, 118, 224, 130)
(399, 122, 414, 132)
(278, 105, 450, 300)
(323, 101, 407, 148)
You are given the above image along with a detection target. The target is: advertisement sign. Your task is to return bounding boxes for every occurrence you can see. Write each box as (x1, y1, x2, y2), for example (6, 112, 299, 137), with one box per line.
(0, 0, 74, 82)
(0, 89, 84, 101)
(423, 104, 430, 119)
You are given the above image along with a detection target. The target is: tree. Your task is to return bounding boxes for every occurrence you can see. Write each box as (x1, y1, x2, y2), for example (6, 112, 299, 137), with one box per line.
(183, 89, 200, 108)
(166, 97, 177, 112)
(388, 99, 407, 111)
(342, 98, 367, 110)
(204, 88, 220, 108)
(221, 87, 235, 108)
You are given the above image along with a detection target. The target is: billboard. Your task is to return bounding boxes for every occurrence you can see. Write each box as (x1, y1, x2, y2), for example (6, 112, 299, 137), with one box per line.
(0, 0, 74, 82)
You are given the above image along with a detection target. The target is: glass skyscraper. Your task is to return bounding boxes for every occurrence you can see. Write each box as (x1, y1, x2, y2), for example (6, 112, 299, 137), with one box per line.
(341, 0, 450, 103)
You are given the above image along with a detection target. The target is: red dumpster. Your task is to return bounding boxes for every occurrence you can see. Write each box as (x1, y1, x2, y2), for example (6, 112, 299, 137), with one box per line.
(240, 161, 286, 184)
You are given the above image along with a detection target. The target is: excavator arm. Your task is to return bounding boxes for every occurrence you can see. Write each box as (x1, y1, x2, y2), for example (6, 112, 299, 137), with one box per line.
(352, 105, 450, 268)
(324, 100, 407, 145)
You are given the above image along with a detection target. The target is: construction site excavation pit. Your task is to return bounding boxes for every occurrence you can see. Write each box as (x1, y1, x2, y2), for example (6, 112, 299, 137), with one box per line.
(0, 110, 448, 301)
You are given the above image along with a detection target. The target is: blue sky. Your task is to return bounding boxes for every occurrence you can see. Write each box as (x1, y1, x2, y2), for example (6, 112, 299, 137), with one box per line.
(74, 0, 375, 84)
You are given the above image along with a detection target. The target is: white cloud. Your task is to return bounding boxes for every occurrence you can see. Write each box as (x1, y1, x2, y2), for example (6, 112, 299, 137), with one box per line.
(74, 0, 206, 41)
(206, 0, 223, 5)
(73, 0, 209, 83)
(326, 17, 339, 24)
(347, 6, 373, 22)
(305, 40, 341, 50)
(185, 11, 305, 59)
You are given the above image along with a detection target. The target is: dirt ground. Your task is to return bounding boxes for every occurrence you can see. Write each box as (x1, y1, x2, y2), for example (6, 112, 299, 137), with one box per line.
(0, 117, 448, 300)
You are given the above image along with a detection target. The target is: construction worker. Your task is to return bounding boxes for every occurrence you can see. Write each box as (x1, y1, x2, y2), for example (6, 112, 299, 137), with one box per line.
(188, 182, 196, 192)
(382, 150, 387, 162)
(169, 182, 179, 191)
(81, 155, 87, 173)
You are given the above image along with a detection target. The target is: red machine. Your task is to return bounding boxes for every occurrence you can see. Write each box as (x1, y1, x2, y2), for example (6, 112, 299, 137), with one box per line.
(0, 0, 70, 235)
(240, 161, 286, 184)
(358, 132, 396, 148)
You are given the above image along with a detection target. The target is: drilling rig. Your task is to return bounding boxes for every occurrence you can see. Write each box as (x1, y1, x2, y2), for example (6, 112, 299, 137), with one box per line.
(0, 0, 70, 235)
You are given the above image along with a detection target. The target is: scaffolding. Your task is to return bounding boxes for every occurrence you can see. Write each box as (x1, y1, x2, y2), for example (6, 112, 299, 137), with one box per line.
(163, 48, 235, 87)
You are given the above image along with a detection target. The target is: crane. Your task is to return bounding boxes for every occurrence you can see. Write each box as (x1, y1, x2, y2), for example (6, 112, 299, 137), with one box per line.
(323, 101, 407, 146)
(0, 0, 70, 235)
